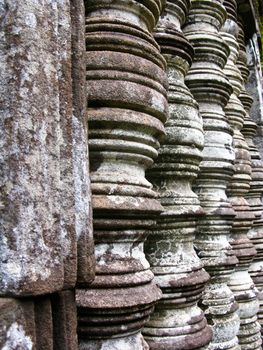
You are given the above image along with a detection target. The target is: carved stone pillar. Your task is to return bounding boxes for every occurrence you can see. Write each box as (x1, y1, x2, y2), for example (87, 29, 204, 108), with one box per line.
(183, 1, 241, 349)
(241, 88, 263, 339)
(226, 18, 262, 350)
(76, 1, 168, 349)
(142, 1, 212, 349)
(238, 18, 263, 343)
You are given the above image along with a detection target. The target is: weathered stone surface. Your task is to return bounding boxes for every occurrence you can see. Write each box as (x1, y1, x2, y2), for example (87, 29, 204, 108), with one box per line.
(0, 0, 94, 295)
(34, 297, 53, 350)
(184, 1, 241, 349)
(51, 290, 78, 350)
(226, 17, 261, 350)
(0, 298, 35, 350)
(77, 1, 167, 348)
(241, 88, 263, 340)
(70, 0, 95, 287)
(1, 0, 263, 349)
(245, 37, 263, 160)
(142, 1, 212, 348)
(245, 40, 263, 129)
(1, 292, 79, 350)
(236, 20, 263, 344)
(34, 292, 78, 350)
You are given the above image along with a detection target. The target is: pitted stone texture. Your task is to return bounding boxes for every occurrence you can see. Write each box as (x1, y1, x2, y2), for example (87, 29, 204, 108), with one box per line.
(184, 0, 241, 349)
(142, 1, 212, 348)
(0, 298, 35, 350)
(79, 333, 149, 350)
(0, 0, 94, 296)
(77, 1, 167, 348)
(0, 291, 78, 350)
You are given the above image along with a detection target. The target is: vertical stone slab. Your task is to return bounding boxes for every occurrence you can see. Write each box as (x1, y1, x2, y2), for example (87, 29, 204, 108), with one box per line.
(57, 0, 77, 287)
(51, 290, 78, 350)
(34, 297, 53, 350)
(76, 1, 168, 348)
(142, 1, 212, 349)
(70, 0, 95, 286)
(184, 1, 241, 349)
(0, 293, 78, 350)
(0, 0, 94, 295)
(0, 0, 63, 295)
(0, 298, 36, 349)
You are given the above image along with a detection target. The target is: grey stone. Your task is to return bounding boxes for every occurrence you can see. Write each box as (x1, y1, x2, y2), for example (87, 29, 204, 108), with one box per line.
(184, 0, 241, 348)
(0, 0, 94, 296)
(226, 17, 262, 350)
(76, 1, 167, 348)
(142, 1, 212, 348)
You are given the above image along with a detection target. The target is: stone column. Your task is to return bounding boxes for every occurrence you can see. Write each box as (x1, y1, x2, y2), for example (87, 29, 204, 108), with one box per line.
(238, 22, 263, 320)
(238, 18, 263, 345)
(142, 1, 212, 349)
(226, 18, 262, 350)
(241, 88, 263, 339)
(184, 1, 241, 349)
(76, 1, 168, 349)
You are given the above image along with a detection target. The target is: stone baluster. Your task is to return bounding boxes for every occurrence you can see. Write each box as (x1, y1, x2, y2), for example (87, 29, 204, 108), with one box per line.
(183, 1, 241, 349)
(241, 88, 263, 338)
(237, 17, 263, 342)
(76, 1, 168, 349)
(225, 17, 262, 350)
(141, 1, 212, 349)
(236, 19, 249, 86)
